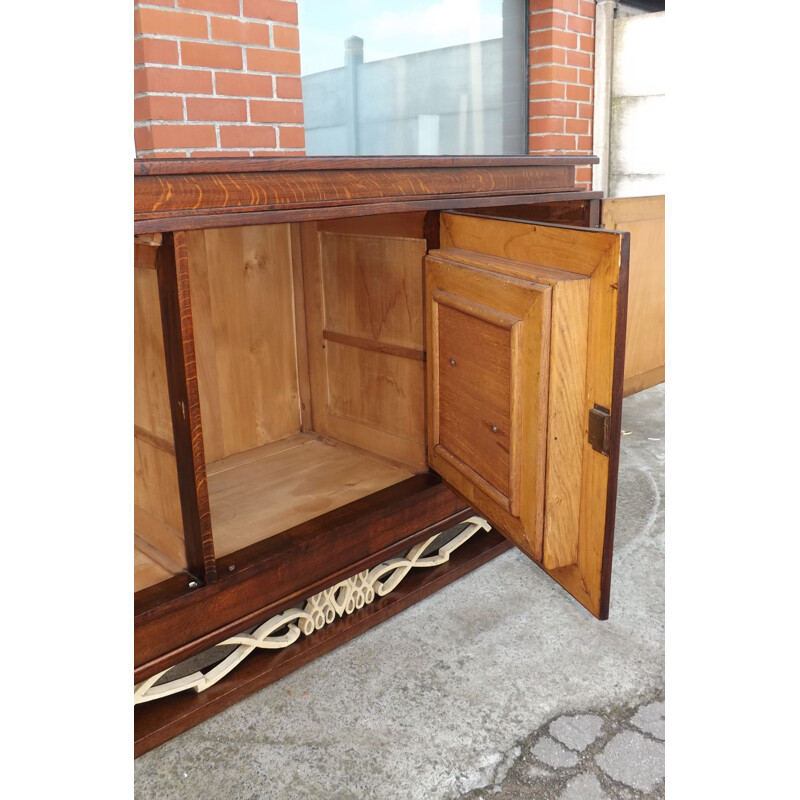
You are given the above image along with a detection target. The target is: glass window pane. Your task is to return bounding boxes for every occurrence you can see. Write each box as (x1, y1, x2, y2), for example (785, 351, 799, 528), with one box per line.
(298, 0, 527, 156)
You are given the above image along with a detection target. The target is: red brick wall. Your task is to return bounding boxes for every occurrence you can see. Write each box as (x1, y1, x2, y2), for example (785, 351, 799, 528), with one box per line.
(134, 0, 305, 157)
(528, 0, 595, 187)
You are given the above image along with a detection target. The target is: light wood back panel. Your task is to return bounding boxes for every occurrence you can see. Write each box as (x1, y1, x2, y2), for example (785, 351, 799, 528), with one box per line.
(186, 225, 303, 463)
(302, 223, 428, 471)
(316, 212, 426, 239)
(324, 343, 425, 443)
(601, 196, 665, 395)
(318, 231, 427, 349)
(134, 249, 187, 581)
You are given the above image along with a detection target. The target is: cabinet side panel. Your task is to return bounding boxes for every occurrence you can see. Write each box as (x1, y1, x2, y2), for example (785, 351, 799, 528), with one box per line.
(134, 435, 188, 589)
(134, 254, 187, 588)
(289, 224, 313, 432)
(601, 196, 665, 395)
(187, 225, 302, 462)
(300, 222, 326, 435)
(156, 232, 217, 583)
(134, 437, 184, 533)
(135, 255, 173, 443)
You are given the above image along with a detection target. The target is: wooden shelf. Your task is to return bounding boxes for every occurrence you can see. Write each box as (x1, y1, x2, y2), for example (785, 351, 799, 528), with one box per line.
(206, 434, 418, 558)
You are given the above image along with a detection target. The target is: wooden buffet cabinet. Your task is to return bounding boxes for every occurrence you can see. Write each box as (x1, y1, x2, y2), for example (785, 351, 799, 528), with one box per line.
(133, 156, 629, 756)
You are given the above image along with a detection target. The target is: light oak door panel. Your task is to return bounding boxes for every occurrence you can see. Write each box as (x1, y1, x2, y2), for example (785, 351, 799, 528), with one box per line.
(426, 256, 551, 561)
(427, 212, 629, 618)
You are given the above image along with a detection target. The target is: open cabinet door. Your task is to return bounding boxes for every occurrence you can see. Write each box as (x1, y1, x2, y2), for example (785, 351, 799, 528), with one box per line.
(425, 212, 629, 619)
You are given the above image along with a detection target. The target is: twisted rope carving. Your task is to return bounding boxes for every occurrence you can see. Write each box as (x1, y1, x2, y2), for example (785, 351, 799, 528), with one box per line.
(135, 516, 490, 704)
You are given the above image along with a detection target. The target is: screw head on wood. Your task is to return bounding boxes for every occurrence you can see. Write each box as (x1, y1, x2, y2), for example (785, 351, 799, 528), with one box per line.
(450, 358, 456, 366)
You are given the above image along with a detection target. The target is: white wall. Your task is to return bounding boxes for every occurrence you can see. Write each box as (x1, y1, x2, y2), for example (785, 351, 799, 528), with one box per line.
(608, 11, 665, 198)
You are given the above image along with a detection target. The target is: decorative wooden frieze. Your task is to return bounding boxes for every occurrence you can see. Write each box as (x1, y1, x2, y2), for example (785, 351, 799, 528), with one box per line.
(134, 516, 490, 705)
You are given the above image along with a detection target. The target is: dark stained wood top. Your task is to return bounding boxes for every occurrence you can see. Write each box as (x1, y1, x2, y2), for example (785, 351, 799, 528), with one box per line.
(134, 155, 600, 233)
(135, 155, 599, 176)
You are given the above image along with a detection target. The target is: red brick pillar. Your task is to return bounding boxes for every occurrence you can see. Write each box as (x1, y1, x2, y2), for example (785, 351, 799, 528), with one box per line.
(528, 0, 596, 187)
(134, 0, 305, 157)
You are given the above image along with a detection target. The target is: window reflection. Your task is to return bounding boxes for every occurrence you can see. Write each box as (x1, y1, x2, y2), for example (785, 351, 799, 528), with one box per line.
(298, 0, 526, 156)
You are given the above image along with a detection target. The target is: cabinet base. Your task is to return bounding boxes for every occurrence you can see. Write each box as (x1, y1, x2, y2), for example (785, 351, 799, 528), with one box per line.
(134, 526, 511, 757)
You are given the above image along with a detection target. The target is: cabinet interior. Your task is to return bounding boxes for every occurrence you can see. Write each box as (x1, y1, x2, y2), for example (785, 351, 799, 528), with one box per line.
(134, 212, 432, 591)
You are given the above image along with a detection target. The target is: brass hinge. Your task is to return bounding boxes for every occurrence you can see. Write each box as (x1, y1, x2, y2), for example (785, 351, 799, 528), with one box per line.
(588, 405, 612, 456)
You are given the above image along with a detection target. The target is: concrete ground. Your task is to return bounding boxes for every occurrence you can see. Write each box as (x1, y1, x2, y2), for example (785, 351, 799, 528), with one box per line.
(134, 383, 665, 800)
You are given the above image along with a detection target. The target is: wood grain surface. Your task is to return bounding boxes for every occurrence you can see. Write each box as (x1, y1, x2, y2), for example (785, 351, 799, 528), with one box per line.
(426, 254, 551, 561)
(156, 232, 217, 583)
(135, 253, 186, 587)
(600, 196, 664, 396)
(132, 163, 629, 752)
(134, 476, 469, 674)
(206, 434, 415, 557)
(303, 224, 429, 471)
(135, 155, 597, 176)
(437, 213, 629, 618)
(186, 225, 302, 462)
(134, 157, 597, 232)
(428, 247, 591, 569)
(135, 526, 511, 756)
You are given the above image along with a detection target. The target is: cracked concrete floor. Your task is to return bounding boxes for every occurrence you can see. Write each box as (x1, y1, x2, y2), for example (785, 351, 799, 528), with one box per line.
(457, 690, 664, 799)
(134, 383, 665, 800)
